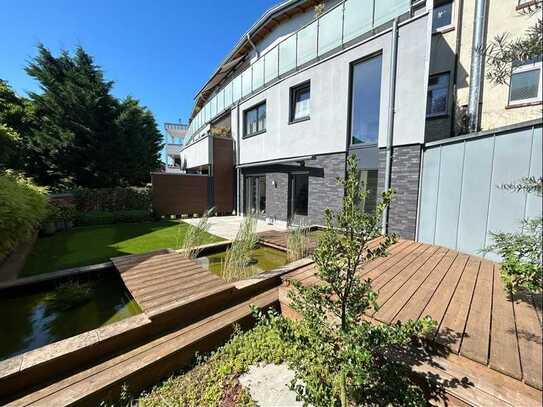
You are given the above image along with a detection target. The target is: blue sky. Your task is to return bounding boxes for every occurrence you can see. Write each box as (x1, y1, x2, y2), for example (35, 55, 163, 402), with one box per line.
(0, 0, 278, 141)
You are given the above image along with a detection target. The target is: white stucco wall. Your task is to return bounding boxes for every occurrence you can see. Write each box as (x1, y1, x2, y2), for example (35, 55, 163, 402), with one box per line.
(180, 135, 211, 169)
(235, 13, 431, 165)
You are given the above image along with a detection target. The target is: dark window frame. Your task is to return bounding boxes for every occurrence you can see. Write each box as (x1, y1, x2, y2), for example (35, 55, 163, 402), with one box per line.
(347, 52, 383, 148)
(432, 0, 454, 32)
(426, 71, 451, 118)
(289, 172, 309, 218)
(289, 81, 311, 124)
(243, 101, 267, 138)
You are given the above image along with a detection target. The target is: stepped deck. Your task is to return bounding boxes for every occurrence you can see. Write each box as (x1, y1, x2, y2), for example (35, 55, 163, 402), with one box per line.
(6, 289, 279, 406)
(280, 239, 542, 404)
(111, 250, 232, 317)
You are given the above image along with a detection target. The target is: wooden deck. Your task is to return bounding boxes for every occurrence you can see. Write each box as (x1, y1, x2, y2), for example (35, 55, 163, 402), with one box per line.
(111, 250, 231, 317)
(257, 229, 319, 252)
(281, 239, 543, 392)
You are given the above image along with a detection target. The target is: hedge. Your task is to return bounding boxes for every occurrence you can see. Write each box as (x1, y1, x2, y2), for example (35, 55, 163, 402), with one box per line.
(76, 209, 151, 226)
(0, 171, 48, 260)
(72, 187, 151, 212)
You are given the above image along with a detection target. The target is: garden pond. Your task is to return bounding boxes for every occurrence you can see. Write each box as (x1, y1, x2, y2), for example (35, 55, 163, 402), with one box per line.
(0, 272, 141, 361)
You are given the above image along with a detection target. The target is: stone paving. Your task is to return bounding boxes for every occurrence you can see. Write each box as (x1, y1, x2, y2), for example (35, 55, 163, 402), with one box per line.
(182, 216, 286, 240)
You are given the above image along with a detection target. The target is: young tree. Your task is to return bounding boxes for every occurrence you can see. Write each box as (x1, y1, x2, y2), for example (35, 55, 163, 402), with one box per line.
(487, 177, 542, 294)
(289, 155, 434, 406)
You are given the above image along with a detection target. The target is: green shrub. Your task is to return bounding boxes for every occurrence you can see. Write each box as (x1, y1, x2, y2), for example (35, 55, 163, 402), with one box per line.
(73, 187, 151, 212)
(77, 210, 115, 226)
(76, 209, 151, 226)
(0, 171, 48, 260)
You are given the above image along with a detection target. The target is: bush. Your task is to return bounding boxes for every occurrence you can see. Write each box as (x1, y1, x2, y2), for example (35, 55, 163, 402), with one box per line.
(76, 209, 151, 226)
(72, 186, 151, 212)
(0, 171, 48, 260)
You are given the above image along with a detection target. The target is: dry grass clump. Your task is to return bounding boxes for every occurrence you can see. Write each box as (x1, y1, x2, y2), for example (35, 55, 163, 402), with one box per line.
(287, 221, 311, 262)
(177, 209, 214, 258)
(222, 215, 258, 282)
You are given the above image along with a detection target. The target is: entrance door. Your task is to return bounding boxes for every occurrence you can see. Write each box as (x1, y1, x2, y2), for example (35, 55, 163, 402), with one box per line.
(245, 176, 266, 216)
(288, 173, 309, 223)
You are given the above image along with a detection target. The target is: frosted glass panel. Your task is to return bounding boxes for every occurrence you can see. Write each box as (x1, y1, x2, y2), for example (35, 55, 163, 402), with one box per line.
(297, 21, 317, 66)
(252, 58, 264, 90)
(374, 0, 410, 27)
(343, 0, 373, 43)
(242, 68, 252, 97)
(224, 82, 232, 107)
(217, 89, 224, 113)
(232, 75, 242, 102)
(264, 47, 278, 83)
(279, 35, 296, 75)
(210, 95, 217, 118)
(318, 5, 343, 55)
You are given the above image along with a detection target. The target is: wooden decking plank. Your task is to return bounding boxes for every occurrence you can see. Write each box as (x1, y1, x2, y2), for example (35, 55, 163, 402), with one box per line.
(367, 243, 431, 288)
(124, 265, 204, 289)
(117, 256, 194, 277)
(460, 260, 494, 364)
(123, 262, 203, 285)
(136, 272, 221, 303)
(127, 269, 207, 295)
(373, 247, 448, 323)
(434, 257, 481, 353)
(393, 251, 458, 323)
(489, 264, 522, 380)
(421, 254, 469, 329)
(514, 292, 543, 390)
(141, 279, 227, 311)
(358, 240, 416, 276)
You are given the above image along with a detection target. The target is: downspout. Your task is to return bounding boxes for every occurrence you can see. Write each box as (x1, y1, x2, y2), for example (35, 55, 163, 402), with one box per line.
(467, 0, 487, 132)
(236, 102, 241, 215)
(382, 18, 399, 234)
(246, 33, 259, 59)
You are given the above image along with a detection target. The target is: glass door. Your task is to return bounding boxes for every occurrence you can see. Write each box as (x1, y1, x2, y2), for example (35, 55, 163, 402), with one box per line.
(245, 176, 266, 216)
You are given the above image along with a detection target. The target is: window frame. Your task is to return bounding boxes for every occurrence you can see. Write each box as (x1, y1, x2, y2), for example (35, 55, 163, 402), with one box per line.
(426, 71, 451, 118)
(289, 81, 311, 124)
(289, 172, 309, 218)
(243, 101, 267, 138)
(348, 52, 383, 147)
(432, 0, 455, 33)
(508, 61, 542, 106)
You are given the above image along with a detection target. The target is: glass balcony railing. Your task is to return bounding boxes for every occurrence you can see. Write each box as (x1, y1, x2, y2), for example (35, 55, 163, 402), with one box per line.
(185, 0, 412, 145)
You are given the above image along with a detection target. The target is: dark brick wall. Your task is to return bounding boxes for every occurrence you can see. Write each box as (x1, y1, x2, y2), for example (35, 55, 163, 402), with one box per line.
(378, 145, 422, 240)
(240, 152, 346, 225)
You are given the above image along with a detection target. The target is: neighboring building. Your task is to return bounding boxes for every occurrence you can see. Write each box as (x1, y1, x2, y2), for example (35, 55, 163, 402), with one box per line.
(160, 0, 541, 245)
(426, 0, 542, 141)
(164, 122, 188, 173)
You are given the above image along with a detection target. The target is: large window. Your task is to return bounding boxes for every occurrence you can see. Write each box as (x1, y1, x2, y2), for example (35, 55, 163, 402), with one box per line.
(244, 102, 266, 137)
(290, 81, 311, 123)
(350, 54, 383, 145)
(426, 72, 450, 117)
(289, 173, 309, 217)
(245, 176, 266, 216)
(509, 61, 542, 105)
(432, 1, 453, 32)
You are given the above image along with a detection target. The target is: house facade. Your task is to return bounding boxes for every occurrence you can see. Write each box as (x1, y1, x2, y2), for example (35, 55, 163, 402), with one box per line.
(166, 0, 541, 244)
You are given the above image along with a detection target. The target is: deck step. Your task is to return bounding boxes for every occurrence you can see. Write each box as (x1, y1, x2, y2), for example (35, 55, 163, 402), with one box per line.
(6, 289, 279, 406)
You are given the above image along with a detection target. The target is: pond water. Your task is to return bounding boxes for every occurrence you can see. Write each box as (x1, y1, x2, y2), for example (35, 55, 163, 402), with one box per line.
(0, 273, 141, 361)
(197, 245, 288, 279)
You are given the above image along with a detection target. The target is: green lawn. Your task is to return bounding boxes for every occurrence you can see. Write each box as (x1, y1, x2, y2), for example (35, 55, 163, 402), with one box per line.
(22, 221, 223, 277)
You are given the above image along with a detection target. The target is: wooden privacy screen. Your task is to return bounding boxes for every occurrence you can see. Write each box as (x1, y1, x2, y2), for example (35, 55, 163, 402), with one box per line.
(151, 173, 209, 216)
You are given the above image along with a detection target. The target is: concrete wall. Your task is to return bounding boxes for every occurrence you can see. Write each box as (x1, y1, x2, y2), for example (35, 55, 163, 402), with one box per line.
(234, 13, 431, 165)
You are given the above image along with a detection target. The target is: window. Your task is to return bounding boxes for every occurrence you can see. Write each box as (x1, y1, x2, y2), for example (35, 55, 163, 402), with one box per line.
(350, 54, 382, 145)
(245, 176, 266, 215)
(509, 61, 542, 105)
(432, 1, 453, 31)
(290, 82, 311, 123)
(426, 72, 450, 117)
(244, 102, 266, 137)
(359, 170, 378, 214)
(290, 173, 309, 217)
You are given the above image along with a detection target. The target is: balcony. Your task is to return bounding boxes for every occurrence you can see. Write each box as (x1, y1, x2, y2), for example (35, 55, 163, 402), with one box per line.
(185, 0, 413, 144)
